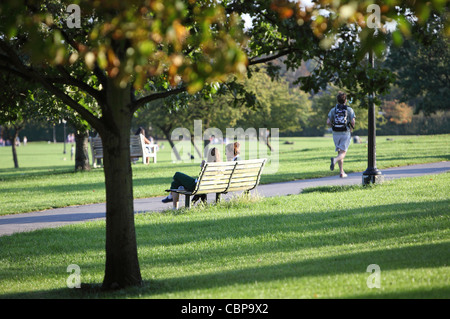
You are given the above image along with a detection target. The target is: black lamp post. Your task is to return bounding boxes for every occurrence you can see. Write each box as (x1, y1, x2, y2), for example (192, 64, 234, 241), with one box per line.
(362, 50, 383, 185)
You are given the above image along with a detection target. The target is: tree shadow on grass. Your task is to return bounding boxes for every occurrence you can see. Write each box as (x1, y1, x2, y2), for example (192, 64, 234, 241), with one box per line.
(135, 200, 449, 255)
(2, 241, 448, 299)
(135, 242, 450, 298)
(301, 184, 368, 194)
(376, 154, 450, 162)
(0, 199, 448, 299)
(0, 175, 169, 196)
(0, 166, 78, 183)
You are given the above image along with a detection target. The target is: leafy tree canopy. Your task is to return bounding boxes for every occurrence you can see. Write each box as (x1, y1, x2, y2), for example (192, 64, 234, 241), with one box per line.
(385, 11, 449, 114)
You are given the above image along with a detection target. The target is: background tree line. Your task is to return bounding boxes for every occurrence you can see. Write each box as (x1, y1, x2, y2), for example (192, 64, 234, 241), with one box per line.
(8, 64, 449, 153)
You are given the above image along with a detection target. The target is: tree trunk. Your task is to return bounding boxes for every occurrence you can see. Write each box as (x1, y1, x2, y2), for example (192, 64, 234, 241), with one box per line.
(101, 82, 142, 290)
(74, 130, 91, 171)
(4, 126, 20, 168)
(11, 129, 19, 168)
(261, 129, 273, 152)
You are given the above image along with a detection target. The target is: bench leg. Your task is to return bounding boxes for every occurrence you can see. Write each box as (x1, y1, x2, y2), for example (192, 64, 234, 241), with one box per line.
(215, 193, 221, 203)
(185, 194, 191, 208)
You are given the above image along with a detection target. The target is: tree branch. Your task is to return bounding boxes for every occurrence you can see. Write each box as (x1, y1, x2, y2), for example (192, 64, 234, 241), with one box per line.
(48, 66, 106, 106)
(49, 25, 86, 53)
(45, 15, 108, 89)
(0, 39, 104, 133)
(130, 86, 187, 113)
(248, 48, 296, 66)
(36, 77, 105, 134)
(0, 65, 33, 81)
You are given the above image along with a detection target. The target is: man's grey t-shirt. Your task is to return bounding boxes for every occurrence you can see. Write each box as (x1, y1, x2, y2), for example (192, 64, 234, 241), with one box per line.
(328, 104, 356, 135)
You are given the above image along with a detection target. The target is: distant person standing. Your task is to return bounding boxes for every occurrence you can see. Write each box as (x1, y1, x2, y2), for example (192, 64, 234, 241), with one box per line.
(327, 92, 356, 178)
(71, 144, 75, 161)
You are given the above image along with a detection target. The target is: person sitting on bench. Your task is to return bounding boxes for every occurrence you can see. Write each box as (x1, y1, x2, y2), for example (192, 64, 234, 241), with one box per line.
(162, 147, 221, 209)
(226, 142, 241, 161)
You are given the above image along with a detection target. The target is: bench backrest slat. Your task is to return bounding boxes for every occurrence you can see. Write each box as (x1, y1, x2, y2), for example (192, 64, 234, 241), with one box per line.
(91, 137, 103, 159)
(226, 159, 265, 192)
(193, 158, 266, 195)
(194, 161, 235, 194)
(130, 135, 143, 157)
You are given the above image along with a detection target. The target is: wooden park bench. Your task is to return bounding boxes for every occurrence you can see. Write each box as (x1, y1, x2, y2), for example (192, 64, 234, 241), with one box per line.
(166, 158, 266, 208)
(90, 135, 157, 167)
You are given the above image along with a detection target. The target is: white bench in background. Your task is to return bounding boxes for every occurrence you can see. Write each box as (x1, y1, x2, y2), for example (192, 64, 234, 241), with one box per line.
(90, 135, 157, 167)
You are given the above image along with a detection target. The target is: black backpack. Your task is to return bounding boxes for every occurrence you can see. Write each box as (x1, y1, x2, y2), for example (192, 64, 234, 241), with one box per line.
(332, 104, 349, 132)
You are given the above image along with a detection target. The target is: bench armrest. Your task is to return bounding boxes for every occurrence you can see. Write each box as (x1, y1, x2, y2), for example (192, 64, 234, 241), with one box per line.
(165, 189, 194, 195)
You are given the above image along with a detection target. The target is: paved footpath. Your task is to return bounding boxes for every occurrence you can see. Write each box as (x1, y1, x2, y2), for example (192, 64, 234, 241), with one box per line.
(0, 161, 448, 237)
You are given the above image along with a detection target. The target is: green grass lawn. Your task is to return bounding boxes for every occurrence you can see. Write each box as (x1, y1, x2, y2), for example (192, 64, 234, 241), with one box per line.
(0, 172, 448, 298)
(0, 134, 449, 215)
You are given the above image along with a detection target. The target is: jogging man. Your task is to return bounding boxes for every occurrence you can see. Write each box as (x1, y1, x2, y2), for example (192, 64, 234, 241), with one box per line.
(327, 91, 356, 178)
